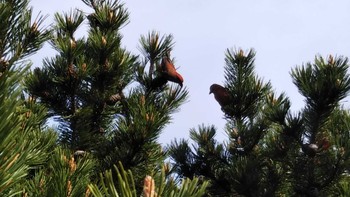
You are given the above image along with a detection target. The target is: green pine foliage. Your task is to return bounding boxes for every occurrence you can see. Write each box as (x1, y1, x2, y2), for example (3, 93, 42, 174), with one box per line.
(99, 30, 188, 193)
(169, 49, 350, 196)
(21, 148, 95, 197)
(25, 2, 138, 150)
(24, 0, 194, 196)
(0, 67, 56, 196)
(88, 162, 208, 197)
(0, 0, 52, 195)
(3, 0, 350, 196)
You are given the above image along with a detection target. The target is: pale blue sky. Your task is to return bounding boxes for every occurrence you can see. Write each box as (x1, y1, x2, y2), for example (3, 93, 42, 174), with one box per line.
(30, 0, 350, 145)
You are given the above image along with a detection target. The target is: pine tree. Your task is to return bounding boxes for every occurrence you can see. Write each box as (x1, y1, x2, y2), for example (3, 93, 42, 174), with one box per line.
(25, 0, 189, 195)
(98, 29, 188, 192)
(169, 49, 350, 196)
(25, 0, 137, 151)
(0, 0, 54, 195)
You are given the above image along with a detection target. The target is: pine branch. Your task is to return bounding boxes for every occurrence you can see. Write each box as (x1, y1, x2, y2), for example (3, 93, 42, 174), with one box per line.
(88, 162, 209, 197)
(0, 0, 49, 69)
(0, 1, 52, 195)
(86, 0, 129, 32)
(291, 55, 350, 142)
(22, 148, 95, 196)
(167, 139, 195, 178)
(223, 48, 271, 121)
(53, 10, 84, 39)
(138, 31, 174, 78)
(264, 92, 291, 125)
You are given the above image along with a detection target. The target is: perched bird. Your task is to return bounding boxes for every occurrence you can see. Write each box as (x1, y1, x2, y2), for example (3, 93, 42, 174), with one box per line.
(150, 55, 184, 90)
(160, 56, 184, 87)
(209, 84, 231, 107)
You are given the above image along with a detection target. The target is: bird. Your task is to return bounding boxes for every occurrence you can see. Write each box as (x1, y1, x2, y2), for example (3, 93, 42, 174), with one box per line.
(160, 55, 184, 87)
(150, 54, 184, 90)
(209, 84, 231, 108)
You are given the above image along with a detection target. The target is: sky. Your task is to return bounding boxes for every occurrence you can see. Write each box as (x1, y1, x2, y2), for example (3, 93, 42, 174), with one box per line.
(29, 0, 350, 145)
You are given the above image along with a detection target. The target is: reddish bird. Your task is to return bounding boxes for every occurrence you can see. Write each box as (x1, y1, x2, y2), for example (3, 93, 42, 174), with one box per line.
(160, 56, 184, 87)
(150, 53, 184, 90)
(209, 84, 231, 107)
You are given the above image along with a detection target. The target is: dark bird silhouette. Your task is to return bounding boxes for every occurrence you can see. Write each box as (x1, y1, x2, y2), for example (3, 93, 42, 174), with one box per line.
(209, 84, 231, 107)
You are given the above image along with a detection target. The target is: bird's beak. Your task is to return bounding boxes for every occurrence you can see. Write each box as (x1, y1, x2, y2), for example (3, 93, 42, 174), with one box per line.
(209, 91, 212, 94)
